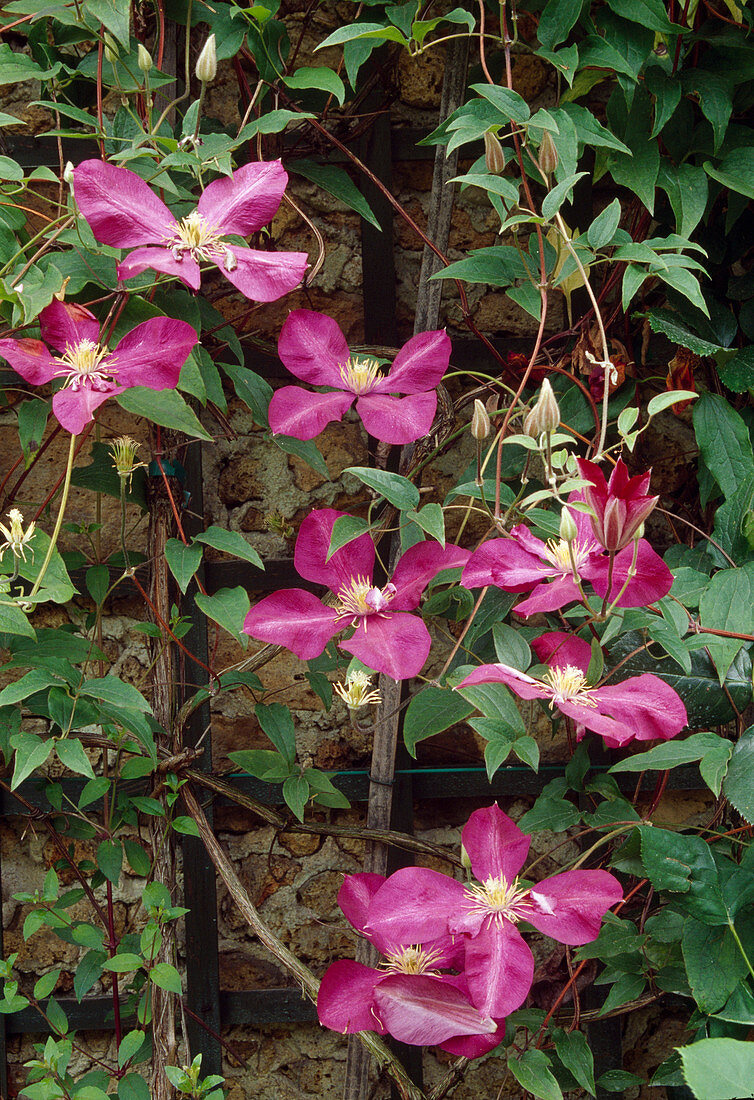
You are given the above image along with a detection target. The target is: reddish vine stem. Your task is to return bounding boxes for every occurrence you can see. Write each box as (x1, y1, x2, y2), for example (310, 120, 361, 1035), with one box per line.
(105, 880, 123, 1050)
(129, 571, 218, 683)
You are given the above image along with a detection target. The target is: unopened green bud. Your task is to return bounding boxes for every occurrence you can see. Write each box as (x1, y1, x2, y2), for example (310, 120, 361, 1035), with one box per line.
(195, 33, 217, 84)
(634, 522, 645, 541)
(471, 398, 491, 441)
(63, 161, 75, 186)
(483, 130, 505, 175)
(103, 32, 120, 63)
(538, 130, 559, 177)
(137, 44, 153, 73)
(523, 378, 560, 438)
(559, 506, 578, 543)
(460, 843, 472, 873)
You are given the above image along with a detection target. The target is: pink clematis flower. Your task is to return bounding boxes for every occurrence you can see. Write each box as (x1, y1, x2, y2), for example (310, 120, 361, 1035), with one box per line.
(577, 457, 659, 552)
(243, 508, 470, 680)
(317, 872, 502, 1054)
(0, 299, 197, 435)
(461, 501, 672, 616)
(267, 310, 450, 444)
(364, 804, 622, 1020)
(73, 159, 308, 301)
(458, 632, 688, 749)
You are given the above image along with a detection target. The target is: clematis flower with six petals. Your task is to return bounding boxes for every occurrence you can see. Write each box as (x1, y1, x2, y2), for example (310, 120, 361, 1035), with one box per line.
(0, 298, 197, 435)
(267, 310, 451, 444)
(73, 159, 308, 301)
(243, 508, 470, 680)
(461, 499, 672, 616)
(363, 804, 623, 1020)
(576, 457, 659, 552)
(317, 872, 503, 1055)
(458, 632, 688, 749)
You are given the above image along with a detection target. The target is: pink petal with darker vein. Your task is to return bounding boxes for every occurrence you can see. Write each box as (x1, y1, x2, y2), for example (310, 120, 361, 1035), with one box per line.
(372, 329, 451, 394)
(338, 873, 386, 936)
(457, 663, 548, 703)
(365, 867, 466, 946)
(317, 960, 385, 1034)
(0, 338, 58, 385)
(374, 974, 498, 1046)
(293, 509, 375, 593)
(53, 385, 118, 435)
(586, 540, 672, 607)
(117, 247, 202, 290)
(220, 245, 308, 303)
(197, 160, 289, 235)
(278, 310, 350, 388)
(242, 589, 341, 660)
(532, 632, 591, 671)
(390, 542, 471, 610)
(268, 386, 354, 440)
(356, 391, 437, 444)
(39, 300, 100, 353)
(526, 869, 623, 945)
(461, 536, 546, 591)
(463, 919, 534, 1018)
(111, 317, 197, 388)
(74, 160, 176, 246)
(340, 611, 431, 680)
(513, 575, 583, 616)
(462, 804, 530, 883)
(591, 676, 687, 744)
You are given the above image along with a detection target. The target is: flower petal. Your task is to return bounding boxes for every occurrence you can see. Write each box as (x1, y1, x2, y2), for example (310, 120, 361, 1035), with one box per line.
(117, 247, 201, 290)
(462, 804, 530, 883)
(513, 576, 583, 616)
(340, 612, 431, 680)
(197, 160, 289, 235)
(439, 975, 507, 1059)
(532, 632, 591, 672)
(338, 873, 387, 936)
(220, 246, 308, 303)
(390, 542, 471, 610)
(268, 387, 354, 440)
(372, 329, 451, 395)
(278, 310, 350, 387)
(591, 675, 687, 745)
(317, 960, 385, 1034)
(461, 535, 546, 591)
(586, 540, 672, 607)
(374, 974, 498, 1046)
(457, 663, 549, 702)
(242, 589, 341, 660)
(526, 870, 623, 945)
(365, 867, 467, 947)
(294, 509, 375, 592)
(463, 919, 534, 1018)
(53, 384, 118, 434)
(39, 300, 100, 353)
(111, 317, 197, 388)
(356, 391, 437, 444)
(74, 160, 176, 246)
(0, 338, 58, 385)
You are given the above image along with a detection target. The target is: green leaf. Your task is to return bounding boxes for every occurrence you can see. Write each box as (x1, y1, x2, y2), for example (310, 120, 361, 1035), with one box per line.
(80, 677, 151, 713)
(586, 197, 621, 249)
(705, 147, 754, 203)
(1, 527, 75, 605)
(403, 686, 474, 757)
(717, 347, 754, 394)
(406, 503, 445, 547)
(289, 159, 381, 229)
(558, 104, 632, 153)
(274, 434, 329, 481)
(55, 738, 96, 779)
(645, 308, 722, 356)
(164, 539, 203, 595)
(433, 245, 527, 287)
(74, 950, 105, 1001)
(693, 393, 754, 501)
(193, 527, 263, 569)
(34, 969, 60, 1000)
(685, 71, 732, 153)
(722, 726, 754, 825)
(470, 83, 531, 125)
(456, 678, 525, 733)
(171, 816, 200, 837)
(117, 389, 212, 441)
(102, 953, 143, 973)
(554, 1029, 596, 1096)
(698, 565, 754, 681)
(10, 732, 52, 788)
(118, 1029, 146, 1069)
(541, 171, 588, 219)
(345, 466, 420, 511)
(283, 774, 309, 821)
(606, 87, 659, 213)
(679, 1038, 754, 1099)
(0, 43, 61, 85)
(195, 587, 250, 643)
(118, 1073, 151, 1100)
(0, 669, 58, 707)
(518, 778, 580, 832)
(327, 516, 371, 560)
(605, 0, 684, 32)
(255, 702, 296, 762)
(508, 1049, 563, 1100)
(657, 161, 708, 238)
(85, 564, 110, 607)
(646, 65, 681, 138)
(537, 0, 585, 50)
(317, 21, 409, 48)
(285, 66, 346, 106)
(97, 840, 122, 885)
(0, 600, 35, 639)
(17, 398, 50, 464)
(83, 0, 131, 45)
(682, 918, 748, 1013)
(228, 749, 290, 781)
(639, 825, 725, 923)
(610, 732, 730, 774)
(646, 389, 698, 417)
(123, 839, 151, 876)
(149, 962, 182, 994)
(222, 363, 271, 426)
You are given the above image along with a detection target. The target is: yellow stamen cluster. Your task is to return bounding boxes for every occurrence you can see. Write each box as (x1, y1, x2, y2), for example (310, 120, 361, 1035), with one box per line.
(55, 339, 113, 390)
(334, 670, 381, 710)
(108, 436, 145, 485)
(542, 537, 587, 575)
(543, 664, 598, 708)
(340, 355, 382, 395)
(0, 509, 36, 563)
(336, 575, 376, 618)
(381, 945, 444, 975)
(168, 211, 232, 268)
(464, 875, 532, 924)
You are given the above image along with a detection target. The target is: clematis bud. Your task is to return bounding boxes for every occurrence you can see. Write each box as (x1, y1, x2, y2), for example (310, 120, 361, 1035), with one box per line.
(63, 161, 75, 186)
(471, 398, 491, 440)
(559, 506, 578, 544)
(334, 670, 381, 710)
(484, 130, 505, 175)
(523, 378, 560, 437)
(137, 44, 153, 73)
(538, 131, 559, 177)
(103, 33, 120, 63)
(576, 457, 659, 553)
(108, 436, 145, 488)
(195, 33, 217, 84)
